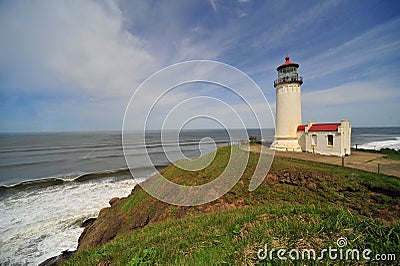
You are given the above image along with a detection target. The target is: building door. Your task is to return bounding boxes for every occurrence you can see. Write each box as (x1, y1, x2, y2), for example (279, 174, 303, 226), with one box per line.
(312, 135, 317, 146)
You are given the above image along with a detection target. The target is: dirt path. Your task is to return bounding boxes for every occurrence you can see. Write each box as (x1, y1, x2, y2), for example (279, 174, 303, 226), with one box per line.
(242, 144, 400, 178)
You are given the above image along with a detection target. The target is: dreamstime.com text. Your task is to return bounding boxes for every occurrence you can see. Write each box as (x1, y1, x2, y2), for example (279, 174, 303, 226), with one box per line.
(257, 237, 397, 262)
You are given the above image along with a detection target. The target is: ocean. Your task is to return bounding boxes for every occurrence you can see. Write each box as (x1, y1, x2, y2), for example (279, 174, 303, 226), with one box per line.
(0, 128, 399, 265)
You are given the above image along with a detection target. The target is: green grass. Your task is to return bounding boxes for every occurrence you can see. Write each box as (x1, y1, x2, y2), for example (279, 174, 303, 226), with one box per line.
(66, 205, 399, 265)
(353, 147, 400, 160)
(65, 146, 400, 265)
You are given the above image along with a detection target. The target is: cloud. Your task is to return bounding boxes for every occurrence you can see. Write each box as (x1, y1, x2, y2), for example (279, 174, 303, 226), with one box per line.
(1, 0, 399, 131)
(209, 0, 217, 12)
(0, 0, 241, 131)
(122, 60, 275, 130)
(301, 80, 400, 126)
(302, 80, 400, 107)
(0, 0, 157, 97)
(302, 18, 400, 80)
(253, 0, 342, 48)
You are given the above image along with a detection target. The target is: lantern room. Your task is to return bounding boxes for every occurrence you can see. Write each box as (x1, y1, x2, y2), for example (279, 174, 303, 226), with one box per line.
(274, 55, 303, 87)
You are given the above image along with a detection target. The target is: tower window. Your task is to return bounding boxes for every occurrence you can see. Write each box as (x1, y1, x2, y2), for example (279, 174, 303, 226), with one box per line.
(327, 135, 333, 146)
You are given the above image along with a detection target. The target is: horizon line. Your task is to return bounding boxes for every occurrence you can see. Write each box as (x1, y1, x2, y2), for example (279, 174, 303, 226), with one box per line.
(1, 126, 400, 134)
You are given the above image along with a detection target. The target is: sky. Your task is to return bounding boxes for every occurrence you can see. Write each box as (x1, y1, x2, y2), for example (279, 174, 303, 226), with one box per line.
(0, 0, 399, 132)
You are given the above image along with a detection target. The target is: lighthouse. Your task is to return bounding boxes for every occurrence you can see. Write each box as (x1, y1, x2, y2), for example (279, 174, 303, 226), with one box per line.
(271, 56, 303, 152)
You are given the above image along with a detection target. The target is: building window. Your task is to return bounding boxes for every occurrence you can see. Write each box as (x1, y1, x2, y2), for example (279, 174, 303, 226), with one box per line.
(327, 135, 334, 146)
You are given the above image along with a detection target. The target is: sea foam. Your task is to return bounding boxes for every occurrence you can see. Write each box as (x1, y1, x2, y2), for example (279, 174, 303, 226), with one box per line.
(354, 137, 400, 151)
(0, 177, 138, 265)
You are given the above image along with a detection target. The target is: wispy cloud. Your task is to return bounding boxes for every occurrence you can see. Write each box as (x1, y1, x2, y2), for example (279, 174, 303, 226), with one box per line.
(302, 80, 400, 107)
(253, 0, 342, 48)
(209, 0, 217, 12)
(302, 18, 400, 80)
(301, 79, 400, 126)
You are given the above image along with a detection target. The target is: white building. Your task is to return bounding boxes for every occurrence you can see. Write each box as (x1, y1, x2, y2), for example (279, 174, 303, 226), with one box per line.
(270, 56, 351, 157)
(297, 120, 351, 157)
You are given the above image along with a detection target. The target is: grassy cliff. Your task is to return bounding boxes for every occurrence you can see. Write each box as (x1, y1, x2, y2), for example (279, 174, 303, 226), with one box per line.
(66, 146, 400, 265)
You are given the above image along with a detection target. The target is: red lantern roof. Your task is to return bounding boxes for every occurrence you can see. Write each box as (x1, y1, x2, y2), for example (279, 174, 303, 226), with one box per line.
(277, 55, 299, 71)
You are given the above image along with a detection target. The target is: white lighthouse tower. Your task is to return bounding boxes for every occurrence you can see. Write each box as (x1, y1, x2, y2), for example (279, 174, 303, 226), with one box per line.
(271, 55, 303, 152)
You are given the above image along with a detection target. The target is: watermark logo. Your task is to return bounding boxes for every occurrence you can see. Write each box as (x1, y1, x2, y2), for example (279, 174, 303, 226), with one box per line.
(257, 237, 397, 262)
(336, 237, 347, 248)
(122, 60, 275, 206)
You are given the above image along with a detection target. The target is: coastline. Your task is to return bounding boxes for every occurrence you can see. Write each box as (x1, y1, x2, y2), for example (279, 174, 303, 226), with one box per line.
(39, 197, 126, 265)
(43, 146, 400, 265)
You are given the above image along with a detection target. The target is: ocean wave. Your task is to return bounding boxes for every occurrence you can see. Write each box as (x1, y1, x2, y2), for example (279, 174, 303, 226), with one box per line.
(0, 164, 169, 193)
(0, 139, 229, 161)
(0, 139, 229, 160)
(124, 139, 229, 149)
(0, 143, 112, 154)
(0, 158, 68, 168)
(353, 137, 400, 151)
(0, 145, 123, 159)
(81, 153, 123, 160)
(0, 174, 137, 265)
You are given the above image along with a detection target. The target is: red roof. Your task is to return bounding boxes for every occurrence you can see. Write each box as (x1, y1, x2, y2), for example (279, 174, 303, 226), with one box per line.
(297, 125, 306, 131)
(297, 123, 340, 132)
(277, 55, 299, 71)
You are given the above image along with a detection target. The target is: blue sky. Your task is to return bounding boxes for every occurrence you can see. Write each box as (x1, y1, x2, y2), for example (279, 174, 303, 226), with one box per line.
(0, 0, 399, 132)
